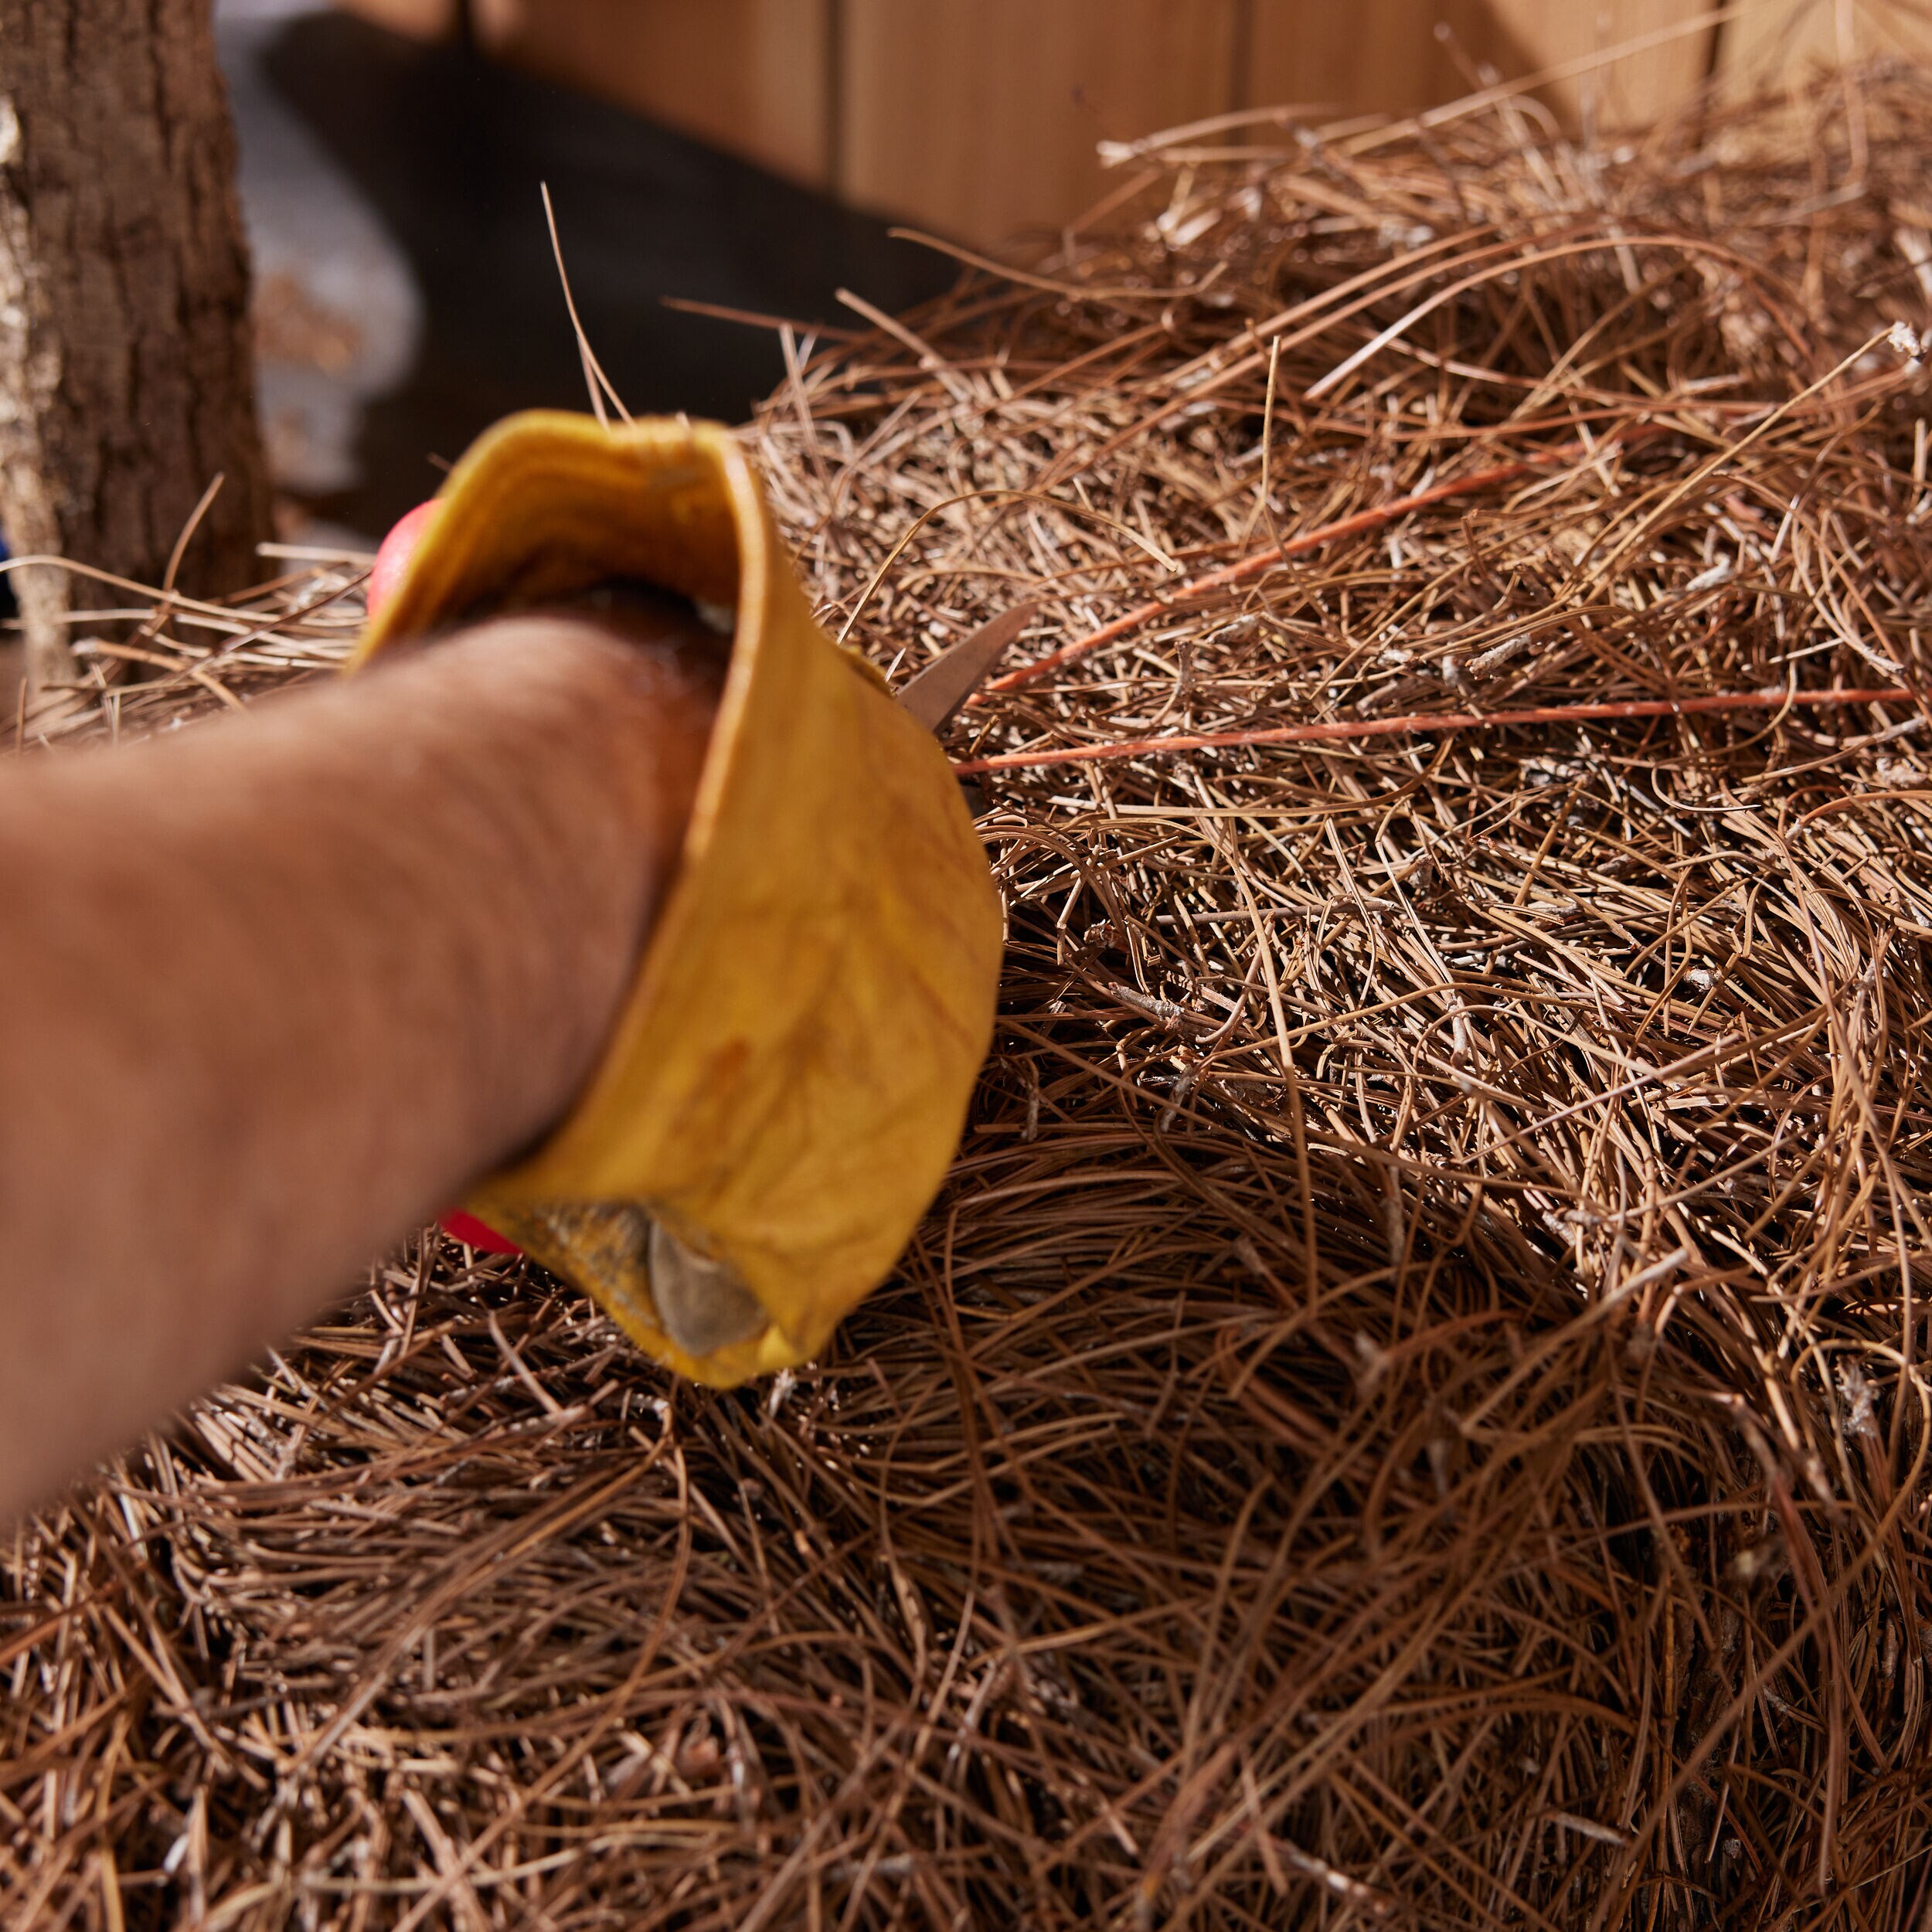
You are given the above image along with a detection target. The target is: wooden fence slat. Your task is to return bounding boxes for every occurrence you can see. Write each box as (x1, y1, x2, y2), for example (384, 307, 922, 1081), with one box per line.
(329, 0, 1932, 247)
(1491, 0, 1718, 128)
(471, 0, 833, 188)
(1247, 0, 1718, 131)
(837, 0, 1242, 246)
(1247, 0, 1472, 121)
(1717, 0, 1932, 94)
(333, 0, 457, 39)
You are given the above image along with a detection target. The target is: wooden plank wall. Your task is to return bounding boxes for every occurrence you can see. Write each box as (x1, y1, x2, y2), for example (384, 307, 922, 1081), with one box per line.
(838, 0, 1246, 250)
(332, 0, 1930, 246)
(1244, 0, 1716, 128)
(334, 0, 456, 38)
(468, 0, 833, 187)
(1721, 0, 1932, 91)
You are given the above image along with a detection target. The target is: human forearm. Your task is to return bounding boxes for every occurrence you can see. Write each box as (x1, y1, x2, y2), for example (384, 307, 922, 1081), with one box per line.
(0, 609, 718, 1515)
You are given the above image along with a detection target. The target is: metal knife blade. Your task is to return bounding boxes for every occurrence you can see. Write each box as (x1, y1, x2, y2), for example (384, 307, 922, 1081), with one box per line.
(893, 602, 1036, 733)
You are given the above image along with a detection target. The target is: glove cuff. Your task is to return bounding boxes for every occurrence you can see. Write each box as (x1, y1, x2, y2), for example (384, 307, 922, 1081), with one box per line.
(353, 411, 1002, 1386)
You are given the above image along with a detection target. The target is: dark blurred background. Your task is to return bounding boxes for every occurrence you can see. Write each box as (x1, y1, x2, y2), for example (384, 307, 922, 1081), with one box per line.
(219, 0, 955, 543)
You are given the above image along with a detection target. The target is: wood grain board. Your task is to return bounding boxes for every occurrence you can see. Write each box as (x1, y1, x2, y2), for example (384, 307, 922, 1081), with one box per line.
(332, 0, 455, 38)
(470, 0, 833, 187)
(836, 0, 1243, 246)
(329, 2, 1919, 245)
(1719, 0, 1932, 95)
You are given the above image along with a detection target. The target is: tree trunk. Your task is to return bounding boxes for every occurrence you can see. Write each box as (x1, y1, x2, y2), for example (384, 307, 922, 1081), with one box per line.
(0, 0, 272, 698)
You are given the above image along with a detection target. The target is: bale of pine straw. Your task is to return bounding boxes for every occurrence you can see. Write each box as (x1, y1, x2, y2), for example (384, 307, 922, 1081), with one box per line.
(9, 60, 1932, 1931)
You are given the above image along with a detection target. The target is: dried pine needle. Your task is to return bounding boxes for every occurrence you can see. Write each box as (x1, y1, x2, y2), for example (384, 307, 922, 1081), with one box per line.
(9, 58, 1932, 1931)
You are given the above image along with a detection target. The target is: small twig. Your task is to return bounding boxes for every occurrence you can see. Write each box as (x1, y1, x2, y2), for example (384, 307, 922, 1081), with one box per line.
(957, 686, 1917, 776)
(162, 474, 225, 597)
(541, 182, 630, 428)
(986, 431, 1665, 695)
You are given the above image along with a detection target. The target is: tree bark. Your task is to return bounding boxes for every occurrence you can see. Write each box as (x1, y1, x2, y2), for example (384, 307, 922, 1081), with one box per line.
(0, 0, 272, 696)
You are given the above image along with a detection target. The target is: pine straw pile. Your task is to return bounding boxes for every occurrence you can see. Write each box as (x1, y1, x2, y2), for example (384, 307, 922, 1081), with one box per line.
(11, 60, 1932, 1932)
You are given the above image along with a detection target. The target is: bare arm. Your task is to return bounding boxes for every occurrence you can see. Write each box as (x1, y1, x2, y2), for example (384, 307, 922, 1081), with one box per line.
(0, 608, 719, 1518)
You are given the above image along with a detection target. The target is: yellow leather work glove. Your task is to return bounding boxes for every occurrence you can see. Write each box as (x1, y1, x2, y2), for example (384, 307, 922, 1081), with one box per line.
(352, 411, 1003, 1387)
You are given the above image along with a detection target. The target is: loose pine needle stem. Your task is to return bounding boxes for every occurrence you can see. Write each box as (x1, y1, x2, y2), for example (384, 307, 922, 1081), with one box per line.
(984, 430, 1672, 693)
(955, 685, 1920, 774)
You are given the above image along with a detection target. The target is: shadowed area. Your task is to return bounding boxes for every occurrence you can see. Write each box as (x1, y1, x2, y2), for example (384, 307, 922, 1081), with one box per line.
(231, 8, 953, 537)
